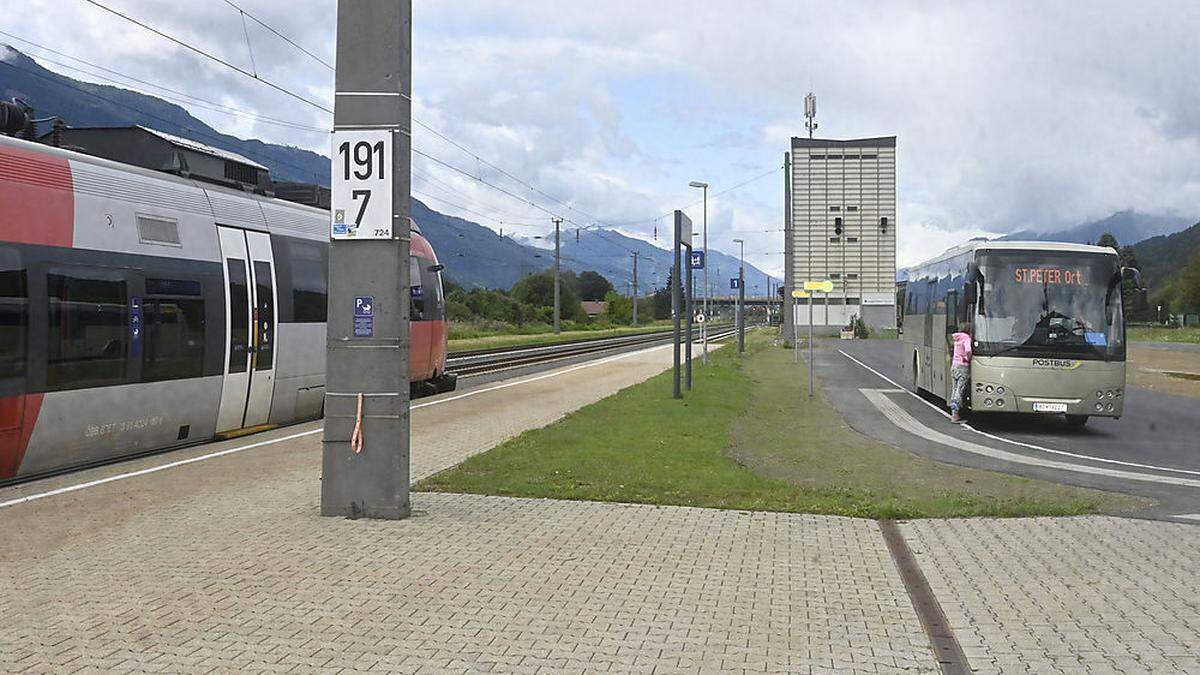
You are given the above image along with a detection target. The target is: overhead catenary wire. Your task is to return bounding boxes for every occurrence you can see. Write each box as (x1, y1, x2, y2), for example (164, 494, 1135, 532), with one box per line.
(80, 0, 333, 114)
(0, 59, 324, 181)
(0, 32, 327, 134)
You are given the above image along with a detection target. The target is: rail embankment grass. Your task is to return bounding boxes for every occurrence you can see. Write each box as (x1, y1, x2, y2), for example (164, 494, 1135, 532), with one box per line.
(418, 330, 1147, 518)
(449, 321, 673, 352)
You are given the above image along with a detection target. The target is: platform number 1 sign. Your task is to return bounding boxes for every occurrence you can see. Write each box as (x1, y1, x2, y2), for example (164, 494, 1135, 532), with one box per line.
(331, 129, 393, 240)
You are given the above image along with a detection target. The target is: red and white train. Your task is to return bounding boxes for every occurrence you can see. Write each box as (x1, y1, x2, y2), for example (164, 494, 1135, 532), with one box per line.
(0, 132, 450, 482)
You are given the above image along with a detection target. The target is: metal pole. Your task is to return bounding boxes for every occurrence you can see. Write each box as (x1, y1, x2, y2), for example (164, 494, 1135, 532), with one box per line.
(685, 244, 693, 390)
(631, 251, 639, 327)
(673, 212, 683, 399)
(808, 293, 815, 397)
(782, 152, 794, 344)
(793, 294, 799, 364)
(553, 217, 561, 334)
(702, 185, 708, 365)
(321, 0, 412, 520)
(738, 264, 745, 353)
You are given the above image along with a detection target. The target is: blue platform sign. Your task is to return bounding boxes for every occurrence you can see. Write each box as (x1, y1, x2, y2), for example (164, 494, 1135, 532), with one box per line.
(730, 278, 740, 289)
(690, 251, 705, 270)
(353, 295, 374, 338)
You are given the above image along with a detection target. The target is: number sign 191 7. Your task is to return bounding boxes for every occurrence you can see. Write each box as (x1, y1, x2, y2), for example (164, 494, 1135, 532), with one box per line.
(331, 129, 393, 240)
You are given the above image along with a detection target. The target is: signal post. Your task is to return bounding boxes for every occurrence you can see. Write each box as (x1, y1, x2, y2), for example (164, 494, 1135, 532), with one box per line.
(321, 0, 413, 519)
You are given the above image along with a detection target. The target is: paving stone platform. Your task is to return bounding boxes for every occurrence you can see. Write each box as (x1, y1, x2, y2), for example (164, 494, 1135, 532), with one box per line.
(3, 342, 1200, 673)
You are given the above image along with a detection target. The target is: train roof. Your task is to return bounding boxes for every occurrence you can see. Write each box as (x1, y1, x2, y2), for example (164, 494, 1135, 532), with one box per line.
(1, 132, 422, 237)
(912, 239, 1117, 270)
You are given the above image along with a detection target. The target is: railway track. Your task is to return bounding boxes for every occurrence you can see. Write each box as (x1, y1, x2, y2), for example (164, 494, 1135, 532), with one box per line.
(448, 323, 738, 378)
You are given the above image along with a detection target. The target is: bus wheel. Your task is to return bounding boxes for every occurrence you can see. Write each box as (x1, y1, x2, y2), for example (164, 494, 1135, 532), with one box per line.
(1065, 414, 1089, 428)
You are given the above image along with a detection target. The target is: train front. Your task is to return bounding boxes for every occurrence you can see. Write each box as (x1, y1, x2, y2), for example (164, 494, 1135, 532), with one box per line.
(968, 245, 1129, 424)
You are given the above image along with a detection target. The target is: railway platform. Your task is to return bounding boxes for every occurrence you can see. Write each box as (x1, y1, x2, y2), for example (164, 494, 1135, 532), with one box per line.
(3, 341, 1200, 673)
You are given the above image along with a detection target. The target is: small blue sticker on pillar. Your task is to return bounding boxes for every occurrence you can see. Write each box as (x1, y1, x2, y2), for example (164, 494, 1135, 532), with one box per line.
(130, 296, 142, 357)
(354, 296, 374, 337)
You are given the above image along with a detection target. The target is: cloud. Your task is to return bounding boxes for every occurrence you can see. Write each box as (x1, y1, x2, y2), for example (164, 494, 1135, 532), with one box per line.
(5, 0, 1200, 274)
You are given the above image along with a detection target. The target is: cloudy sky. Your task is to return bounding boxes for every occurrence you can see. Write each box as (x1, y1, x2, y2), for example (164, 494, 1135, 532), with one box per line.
(5, 1, 1200, 273)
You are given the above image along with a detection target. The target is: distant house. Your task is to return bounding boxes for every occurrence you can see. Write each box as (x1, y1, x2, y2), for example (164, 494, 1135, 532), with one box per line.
(581, 301, 608, 317)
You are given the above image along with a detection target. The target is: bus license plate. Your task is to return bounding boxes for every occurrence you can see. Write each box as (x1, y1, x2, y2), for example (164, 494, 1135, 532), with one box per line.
(1033, 402, 1068, 413)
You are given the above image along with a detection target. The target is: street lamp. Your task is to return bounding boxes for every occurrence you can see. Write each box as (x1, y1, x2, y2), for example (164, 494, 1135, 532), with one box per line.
(689, 180, 709, 364)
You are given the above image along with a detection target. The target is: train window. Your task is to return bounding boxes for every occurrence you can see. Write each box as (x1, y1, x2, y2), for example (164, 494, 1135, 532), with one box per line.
(142, 289, 206, 382)
(0, 248, 26, 382)
(136, 215, 181, 247)
(272, 236, 327, 323)
(227, 260, 250, 373)
(254, 261, 275, 370)
(47, 267, 129, 389)
(409, 256, 426, 321)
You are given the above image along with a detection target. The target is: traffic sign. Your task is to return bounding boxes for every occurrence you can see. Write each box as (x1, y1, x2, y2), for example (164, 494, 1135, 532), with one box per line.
(690, 251, 705, 270)
(730, 277, 740, 289)
(331, 129, 393, 240)
(791, 289, 809, 299)
(803, 280, 834, 292)
(695, 312, 706, 324)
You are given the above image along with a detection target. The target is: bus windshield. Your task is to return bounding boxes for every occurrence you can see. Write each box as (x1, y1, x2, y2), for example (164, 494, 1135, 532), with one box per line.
(974, 250, 1124, 361)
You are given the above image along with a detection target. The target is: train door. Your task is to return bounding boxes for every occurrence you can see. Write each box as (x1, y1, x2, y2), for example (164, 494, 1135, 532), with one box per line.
(215, 227, 278, 432)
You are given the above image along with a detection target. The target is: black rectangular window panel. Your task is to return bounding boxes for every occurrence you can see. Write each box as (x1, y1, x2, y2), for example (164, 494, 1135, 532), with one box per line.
(418, 258, 445, 322)
(847, 206, 859, 212)
(847, 237, 859, 243)
(47, 267, 129, 390)
(847, 273, 859, 279)
(409, 256, 426, 321)
(272, 236, 327, 323)
(254, 261, 275, 370)
(861, 154, 878, 160)
(830, 273, 842, 279)
(829, 206, 841, 212)
(810, 155, 826, 160)
(829, 237, 841, 243)
(142, 293, 206, 382)
(0, 248, 26, 383)
(826, 154, 843, 159)
(227, 259, 250, 373)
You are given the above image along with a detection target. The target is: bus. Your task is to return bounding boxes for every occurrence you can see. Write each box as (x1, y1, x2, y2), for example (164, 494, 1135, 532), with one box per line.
(900, 240, 1139, 427)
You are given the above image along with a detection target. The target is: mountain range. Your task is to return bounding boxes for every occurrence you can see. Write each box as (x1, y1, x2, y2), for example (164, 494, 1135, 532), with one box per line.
(1001, 210, 1193, 248)
(0, 44, 777, 292)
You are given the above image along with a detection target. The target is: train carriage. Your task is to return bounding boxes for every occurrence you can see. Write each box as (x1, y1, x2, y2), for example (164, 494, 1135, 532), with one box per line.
(0, 132, 450, 481)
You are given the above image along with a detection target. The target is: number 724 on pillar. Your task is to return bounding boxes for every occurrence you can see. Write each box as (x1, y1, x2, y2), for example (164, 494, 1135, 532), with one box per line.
(331, 129, 394, 240)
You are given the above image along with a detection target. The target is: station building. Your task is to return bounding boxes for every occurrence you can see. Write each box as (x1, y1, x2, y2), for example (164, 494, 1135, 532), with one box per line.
(784, 136, 897, 336)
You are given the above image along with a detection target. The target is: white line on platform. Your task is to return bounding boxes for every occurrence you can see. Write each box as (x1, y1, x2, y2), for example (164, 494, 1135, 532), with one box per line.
(1171, 513, 1200, 522)
(0, 341, 678, 510)
(840, 349, 1200, 479)
(860, 388, 1200, 489)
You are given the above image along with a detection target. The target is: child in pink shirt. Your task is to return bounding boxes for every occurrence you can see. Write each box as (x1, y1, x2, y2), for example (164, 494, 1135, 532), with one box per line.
(950, 322, 972, 423)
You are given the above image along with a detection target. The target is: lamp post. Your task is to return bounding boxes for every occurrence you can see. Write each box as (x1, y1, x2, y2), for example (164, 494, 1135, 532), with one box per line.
(689, 180, 709, 364)
(733, 238, 744, 353)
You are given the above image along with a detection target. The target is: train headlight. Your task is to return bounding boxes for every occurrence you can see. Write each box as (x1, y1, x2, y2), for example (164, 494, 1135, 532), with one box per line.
(1095, 403, 1104, 411)
(1106, 390, 1114, 399)
(984, 398, 993, 407)
(1116, 389, 1123, 398)
(985, 385, 994, 393)
(1106, 403, 1115, 412)
(996, 386, 1005, 395)
(996, 398, 1005, 407)
(1096, 390, 1104, 399)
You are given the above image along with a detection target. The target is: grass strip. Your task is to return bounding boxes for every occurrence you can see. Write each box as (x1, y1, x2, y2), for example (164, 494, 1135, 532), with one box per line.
(1128, 326, 1200, 344)
(419, 331, 1147, 518)
(449, 322, 673, 352)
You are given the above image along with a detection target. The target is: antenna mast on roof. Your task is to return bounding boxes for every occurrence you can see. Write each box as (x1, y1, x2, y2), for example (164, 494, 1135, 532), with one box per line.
(804, 92, 818, 139)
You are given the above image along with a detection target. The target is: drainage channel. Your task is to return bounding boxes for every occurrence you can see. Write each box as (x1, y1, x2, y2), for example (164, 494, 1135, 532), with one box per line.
(878, 520, 970, 675)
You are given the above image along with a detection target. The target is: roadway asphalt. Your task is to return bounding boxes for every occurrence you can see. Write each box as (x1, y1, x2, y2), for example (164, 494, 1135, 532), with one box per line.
(814, 339, 1200, 521)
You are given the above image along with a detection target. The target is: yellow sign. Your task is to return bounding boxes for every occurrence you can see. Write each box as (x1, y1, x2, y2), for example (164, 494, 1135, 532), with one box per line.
(791, 289, 809, 299)
(803, 280, 834, 292)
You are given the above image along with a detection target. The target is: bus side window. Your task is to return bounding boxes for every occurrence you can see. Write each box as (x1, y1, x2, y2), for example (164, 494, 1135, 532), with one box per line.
(946, 290, 958, 335)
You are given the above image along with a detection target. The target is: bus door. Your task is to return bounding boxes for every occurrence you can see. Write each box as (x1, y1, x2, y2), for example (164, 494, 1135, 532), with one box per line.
(215, 227, 278, 432)
(922, 280, 935, 390)
(942, 290, 959, 400)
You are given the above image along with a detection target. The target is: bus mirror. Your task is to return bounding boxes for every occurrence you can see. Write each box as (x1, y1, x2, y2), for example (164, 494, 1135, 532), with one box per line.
(1121, 266, 1143, 291)
(428, 263, 445, 272)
